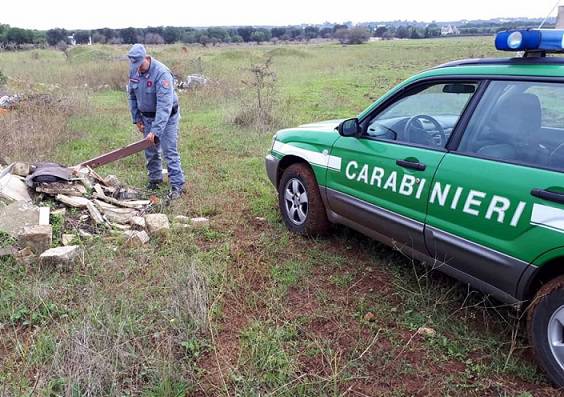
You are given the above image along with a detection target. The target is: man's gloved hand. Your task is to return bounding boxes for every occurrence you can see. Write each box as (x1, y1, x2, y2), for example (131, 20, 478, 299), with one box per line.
(136, 121, 144, 133)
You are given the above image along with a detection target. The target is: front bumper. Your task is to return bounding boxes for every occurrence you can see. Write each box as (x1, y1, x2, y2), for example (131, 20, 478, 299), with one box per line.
(265, 153, 279, 188)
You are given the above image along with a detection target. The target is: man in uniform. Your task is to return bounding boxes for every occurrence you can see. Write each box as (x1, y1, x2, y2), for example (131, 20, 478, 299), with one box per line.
(127, 43, 185, 200)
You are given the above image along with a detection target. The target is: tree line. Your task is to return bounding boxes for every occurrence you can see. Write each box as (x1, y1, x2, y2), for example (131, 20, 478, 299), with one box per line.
(0, 20, 550, 48)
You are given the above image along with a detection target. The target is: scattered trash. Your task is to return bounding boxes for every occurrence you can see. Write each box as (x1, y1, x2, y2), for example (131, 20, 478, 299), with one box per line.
(190, 217, 210, 228)
(0, 94, 20, 109)
(417, 327, 437, 337)
(177, 74, 208, 90)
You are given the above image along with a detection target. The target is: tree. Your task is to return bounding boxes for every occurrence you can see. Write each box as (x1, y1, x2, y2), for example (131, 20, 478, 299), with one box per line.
(74, 30, 90, 44)
(271, 27, 286, 39)
(120, 27, 138, 44)
(304, 26, 320, 41)
(144, 32, 164, 44)
(46, 28, 67, 46)
(335, 28, 370, 45)
(6, 28, 33, 45)
(163, 26, 182, 44)
(334, 28, 349, 44)
(197, 33, 210, 47)
(333, 24, 348, 33)
(374, 26, 388, 38)
(288, 27, 303, 41)
(396, 25, 409, 39)
(181, 30, 198, 44)
(207, 27, 229, 43)
(230, 34, 243, 43)
(237, 26, 254, 42)
(347, 27, 370, 44)
(424, 23, 440, 38)
(319, 27, 333, 38)
(91, 32, 106, 44)
(250, 30, 267, 44)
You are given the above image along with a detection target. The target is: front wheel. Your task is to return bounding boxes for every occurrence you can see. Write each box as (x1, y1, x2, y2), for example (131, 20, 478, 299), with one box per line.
(278, 163, 330, 236)
(528, 276, 564, 387)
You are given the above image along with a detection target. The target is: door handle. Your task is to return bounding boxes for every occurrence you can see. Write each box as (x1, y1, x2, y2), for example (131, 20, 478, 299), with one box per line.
(396, 159, 426, 171)
(531, 188, 564, 205)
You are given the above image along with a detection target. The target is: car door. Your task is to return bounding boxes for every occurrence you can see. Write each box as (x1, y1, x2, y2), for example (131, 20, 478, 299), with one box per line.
(426, 79, 564, 300)
(326, 80, 479, 254)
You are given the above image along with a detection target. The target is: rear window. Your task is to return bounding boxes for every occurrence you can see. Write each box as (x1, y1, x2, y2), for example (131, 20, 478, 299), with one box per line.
(457, 80, 564, 172)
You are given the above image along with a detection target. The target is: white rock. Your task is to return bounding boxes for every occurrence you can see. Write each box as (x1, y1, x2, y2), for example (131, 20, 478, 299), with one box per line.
(124, 230, 150, 247)
(62, 234, 75, 246)
(129, 216, 146, 230)
(174, 215, 190, 224)
(417, 327, 436, 337)
(40, 245, 81, 269)
(144, 214, 170, 236)
(18, 224, 52, 255)
(56, 194, 91, 208)
(104, 175, 120, 187)
(191, 217, 210, 228)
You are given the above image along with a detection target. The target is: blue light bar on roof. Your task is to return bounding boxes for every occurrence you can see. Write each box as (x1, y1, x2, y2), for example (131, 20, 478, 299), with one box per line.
(495, 29, 564, 52)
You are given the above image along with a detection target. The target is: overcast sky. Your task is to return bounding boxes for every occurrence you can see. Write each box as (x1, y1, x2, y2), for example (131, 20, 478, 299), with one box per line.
(2, 0, 561, 30)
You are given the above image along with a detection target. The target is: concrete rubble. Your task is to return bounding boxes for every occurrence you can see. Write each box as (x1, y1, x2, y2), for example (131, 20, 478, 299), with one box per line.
(40, 245, 81, 269)
(0, 160, 180, 266)
(145, 213, 170, 236)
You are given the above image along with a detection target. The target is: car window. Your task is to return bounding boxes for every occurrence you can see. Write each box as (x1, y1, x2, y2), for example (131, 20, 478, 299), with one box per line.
(365, 82, 477, 149)
(457, 81, 564, 172)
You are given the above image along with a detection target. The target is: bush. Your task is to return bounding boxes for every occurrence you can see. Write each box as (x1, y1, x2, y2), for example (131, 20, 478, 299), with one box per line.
(335, 27, 371, 45)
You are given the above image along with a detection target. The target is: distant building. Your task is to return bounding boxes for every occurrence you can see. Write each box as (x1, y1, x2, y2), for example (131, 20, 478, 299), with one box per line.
(67, 34, 76, 46)
(441, 24, 460, 36)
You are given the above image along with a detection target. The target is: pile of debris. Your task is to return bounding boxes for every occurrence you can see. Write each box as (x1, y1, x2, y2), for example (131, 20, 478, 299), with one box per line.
(176, 74, 208, 90)
(0, 160, 203, 268)
(0, 94, 20, 109)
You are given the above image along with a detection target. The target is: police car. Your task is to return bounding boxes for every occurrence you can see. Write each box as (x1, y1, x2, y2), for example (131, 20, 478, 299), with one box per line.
(265, 29, 564, 386)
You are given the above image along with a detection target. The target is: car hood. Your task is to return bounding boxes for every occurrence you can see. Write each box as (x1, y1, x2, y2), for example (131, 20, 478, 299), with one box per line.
(296, 119, 345, 131)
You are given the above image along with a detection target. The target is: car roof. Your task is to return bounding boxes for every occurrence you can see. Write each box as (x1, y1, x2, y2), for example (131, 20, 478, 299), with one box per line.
(417, 56, 564, 80)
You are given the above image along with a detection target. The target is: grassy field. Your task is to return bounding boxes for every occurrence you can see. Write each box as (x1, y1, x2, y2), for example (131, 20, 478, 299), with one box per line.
(1, 37, 562, 396)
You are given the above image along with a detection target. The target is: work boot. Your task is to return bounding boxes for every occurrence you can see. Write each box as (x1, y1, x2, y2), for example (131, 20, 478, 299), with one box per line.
(166, 186, 185, 201)
(146, 180, 163, 191)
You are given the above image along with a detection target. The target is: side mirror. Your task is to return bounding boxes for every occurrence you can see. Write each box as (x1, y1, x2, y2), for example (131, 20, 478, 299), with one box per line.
(337, 118, 360, 137)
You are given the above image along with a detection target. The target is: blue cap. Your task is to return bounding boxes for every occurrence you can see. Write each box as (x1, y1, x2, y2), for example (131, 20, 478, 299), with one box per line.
(128, 43, 146, 70)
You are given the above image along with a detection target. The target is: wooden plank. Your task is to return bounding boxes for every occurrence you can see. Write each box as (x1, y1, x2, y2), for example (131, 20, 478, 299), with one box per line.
(77, 138, 155, 169)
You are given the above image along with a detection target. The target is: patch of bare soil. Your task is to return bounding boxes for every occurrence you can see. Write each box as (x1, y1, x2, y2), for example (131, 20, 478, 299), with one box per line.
(195, 211, 563, 396)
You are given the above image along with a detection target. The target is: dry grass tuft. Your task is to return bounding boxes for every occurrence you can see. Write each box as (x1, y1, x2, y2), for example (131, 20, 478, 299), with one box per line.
(0, 92, 87, 163)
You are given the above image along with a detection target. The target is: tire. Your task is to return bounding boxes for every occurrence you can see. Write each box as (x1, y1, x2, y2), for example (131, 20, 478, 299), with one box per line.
(528, 275, 564, 388)
(278, 163, 330, 236)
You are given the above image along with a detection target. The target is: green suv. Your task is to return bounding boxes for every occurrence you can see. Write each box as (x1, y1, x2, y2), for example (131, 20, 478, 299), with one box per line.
(265, 30, 564, 386)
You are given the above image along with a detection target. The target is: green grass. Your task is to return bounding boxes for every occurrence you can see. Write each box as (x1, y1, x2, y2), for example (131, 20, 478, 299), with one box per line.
(0, 37, 556, 395)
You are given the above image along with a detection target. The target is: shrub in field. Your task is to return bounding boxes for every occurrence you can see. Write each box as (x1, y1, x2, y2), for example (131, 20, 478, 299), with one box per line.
(0, 69, 7, 87)
(335, 27, 371, 45)
(234, 57, 278, 130)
